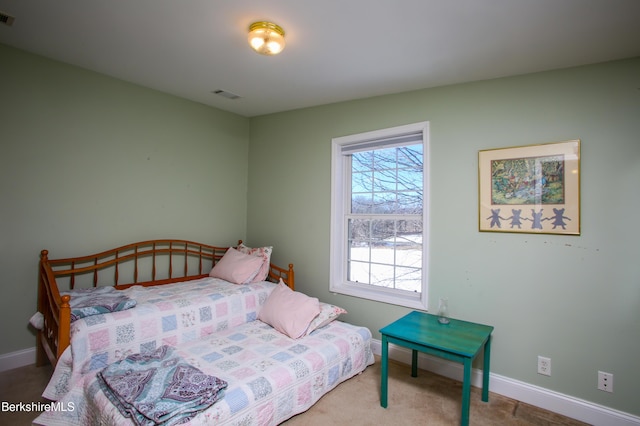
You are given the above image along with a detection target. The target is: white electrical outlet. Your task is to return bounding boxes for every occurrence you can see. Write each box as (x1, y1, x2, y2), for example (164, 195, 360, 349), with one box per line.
(537, 356, 551, 376)
(598, 371, 613, 392)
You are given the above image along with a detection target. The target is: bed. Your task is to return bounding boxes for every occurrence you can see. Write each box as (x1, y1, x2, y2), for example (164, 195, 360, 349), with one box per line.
(34, 239, 374, 425)
(36, 239, 294, 368)
(36, 318, 373, 426)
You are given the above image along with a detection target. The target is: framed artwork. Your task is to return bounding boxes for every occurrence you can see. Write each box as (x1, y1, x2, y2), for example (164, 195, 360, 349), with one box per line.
(478, 140, 580, 235)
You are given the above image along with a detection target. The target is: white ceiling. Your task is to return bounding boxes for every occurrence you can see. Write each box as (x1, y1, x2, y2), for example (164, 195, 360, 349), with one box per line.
(1, 0, 639, 117)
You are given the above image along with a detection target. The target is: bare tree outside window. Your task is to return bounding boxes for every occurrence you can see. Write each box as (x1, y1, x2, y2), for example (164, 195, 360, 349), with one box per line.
(347, 144, 423, 292)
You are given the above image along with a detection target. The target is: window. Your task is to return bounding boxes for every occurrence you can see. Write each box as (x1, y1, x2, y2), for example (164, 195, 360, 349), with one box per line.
(330, 122, 429, 309)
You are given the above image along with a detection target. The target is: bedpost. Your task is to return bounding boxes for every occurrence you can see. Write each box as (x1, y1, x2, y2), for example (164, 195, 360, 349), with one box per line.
(288, 263, 295, 290)
(36, 250, 49, 366)
(58, 295, 71, 360)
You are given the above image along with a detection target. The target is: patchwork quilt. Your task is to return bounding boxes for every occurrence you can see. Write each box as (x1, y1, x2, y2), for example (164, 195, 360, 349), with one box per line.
(35, 319, 375, 426)
(43, 278, 277, 401)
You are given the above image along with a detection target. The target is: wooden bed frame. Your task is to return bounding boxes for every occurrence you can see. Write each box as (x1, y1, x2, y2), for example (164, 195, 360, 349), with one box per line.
(36, 239, 294, 367)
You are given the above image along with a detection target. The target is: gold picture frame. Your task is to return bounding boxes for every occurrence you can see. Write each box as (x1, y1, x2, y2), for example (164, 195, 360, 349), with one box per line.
(478, 140, 580, 235)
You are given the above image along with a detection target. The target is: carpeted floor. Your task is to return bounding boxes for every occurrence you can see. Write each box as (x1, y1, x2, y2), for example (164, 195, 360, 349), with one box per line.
(0, 357, 589, 425)
(284, 357, 589, 425)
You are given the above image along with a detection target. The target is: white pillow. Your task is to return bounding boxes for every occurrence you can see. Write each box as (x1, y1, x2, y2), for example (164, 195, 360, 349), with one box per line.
(305, 303, 347, 335)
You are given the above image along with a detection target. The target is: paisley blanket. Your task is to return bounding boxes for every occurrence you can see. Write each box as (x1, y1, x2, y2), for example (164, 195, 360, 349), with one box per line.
(61, 287, 137, 322)
(98, 345, 227, 426)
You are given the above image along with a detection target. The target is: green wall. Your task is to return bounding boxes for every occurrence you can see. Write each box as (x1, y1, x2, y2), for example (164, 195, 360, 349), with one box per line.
(247, 58, 640, 415)
(2, 41, 638, 417)
(0, 44, 250, 354)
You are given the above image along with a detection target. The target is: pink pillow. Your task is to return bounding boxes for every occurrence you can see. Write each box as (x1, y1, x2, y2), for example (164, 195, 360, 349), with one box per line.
(209, 247, 264, 285)
(236, 243, 272, 282)
(258, 280, 321, 339)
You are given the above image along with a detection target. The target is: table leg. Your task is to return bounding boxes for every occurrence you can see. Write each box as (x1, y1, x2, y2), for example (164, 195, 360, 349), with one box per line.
(461, 359, 471, 426)
(411, 349, 418, 377)
(380, 335, 389, 408)
(482, 335, 492, 402)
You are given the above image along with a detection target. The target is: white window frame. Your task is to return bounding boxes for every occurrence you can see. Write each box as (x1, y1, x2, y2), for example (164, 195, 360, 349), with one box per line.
(330, 121, 430, 310)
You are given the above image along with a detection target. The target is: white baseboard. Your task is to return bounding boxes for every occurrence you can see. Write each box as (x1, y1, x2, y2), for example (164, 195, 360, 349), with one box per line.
(0, 347, 36, 373)
(371, 339, 640, 426)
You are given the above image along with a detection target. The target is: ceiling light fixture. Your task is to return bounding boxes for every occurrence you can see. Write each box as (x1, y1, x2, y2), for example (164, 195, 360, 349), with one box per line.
(248, 21, 285, 55)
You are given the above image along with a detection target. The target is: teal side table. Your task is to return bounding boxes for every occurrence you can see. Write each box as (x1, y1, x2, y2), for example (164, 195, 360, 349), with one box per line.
(379, 310, 494, 426)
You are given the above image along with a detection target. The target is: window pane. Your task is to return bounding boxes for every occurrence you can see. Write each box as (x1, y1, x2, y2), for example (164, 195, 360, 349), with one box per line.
(348, 242, 370, 263)
(372, 192, 397, 213)
(395, 266, 422, 292)
(351, 171, 373, 193)
(397, 191, 422, 214)
(370, 263, 395, 288)
(397, 169, 422, 191)
(398, 144, 423, 164)
(373, 172, 397, 192)
(348, 260, 370, 284)
(395, 242, 422, 268)
(348, 218, 370, 243)
(396, 222, 423, 243)
(374, 148, 398, 170)
(352, 151, 373, 172)
(352, 194, 373, 214)
(371, 219, 395, 247)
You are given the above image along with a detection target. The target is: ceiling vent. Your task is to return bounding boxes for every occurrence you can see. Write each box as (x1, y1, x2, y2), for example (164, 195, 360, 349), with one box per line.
(212, 89, 241, 100)
(0, 11, 15, 26)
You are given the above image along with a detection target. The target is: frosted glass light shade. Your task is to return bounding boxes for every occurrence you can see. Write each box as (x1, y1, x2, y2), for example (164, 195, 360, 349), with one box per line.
(248, 21, 286, 55)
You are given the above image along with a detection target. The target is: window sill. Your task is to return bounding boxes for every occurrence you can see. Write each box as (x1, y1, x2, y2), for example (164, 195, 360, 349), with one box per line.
(330, 280, 428, 310)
